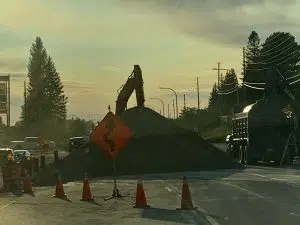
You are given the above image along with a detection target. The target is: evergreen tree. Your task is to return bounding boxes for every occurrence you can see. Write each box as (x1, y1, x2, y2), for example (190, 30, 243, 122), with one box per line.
(260, 32, 300, 98)
(21, 37, 48, 124)
(220, 69, 239, 113)
(21, 36, 67, 127)
(243, 31, 264, 104)
(208, 83, 218, 112)
(44, 56, 68, 120)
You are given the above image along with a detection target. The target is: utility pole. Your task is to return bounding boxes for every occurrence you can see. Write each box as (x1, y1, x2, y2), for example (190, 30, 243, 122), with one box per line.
(212, 62, 229, 115)
(7, 75, 10, 127)
(172, 100, 175, 119)
(24, 81, 27, 120)
(168, 103, 170, 118)
(242, 46, 246, 107)
(183, 94, 186, 110)
(197, 77, 200, 110)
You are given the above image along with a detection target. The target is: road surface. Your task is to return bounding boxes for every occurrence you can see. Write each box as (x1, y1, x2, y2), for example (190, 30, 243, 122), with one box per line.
(0, 166, 300, 224)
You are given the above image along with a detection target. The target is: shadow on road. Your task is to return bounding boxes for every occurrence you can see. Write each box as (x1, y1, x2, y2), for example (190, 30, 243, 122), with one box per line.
(140, 207, 198, 224)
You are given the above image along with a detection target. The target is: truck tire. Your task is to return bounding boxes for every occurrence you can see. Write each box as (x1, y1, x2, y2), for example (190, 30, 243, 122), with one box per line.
(226, 143, 232, 156)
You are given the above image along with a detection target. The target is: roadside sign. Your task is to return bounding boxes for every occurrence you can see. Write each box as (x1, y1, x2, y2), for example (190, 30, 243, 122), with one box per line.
(89, 112, 133, 158)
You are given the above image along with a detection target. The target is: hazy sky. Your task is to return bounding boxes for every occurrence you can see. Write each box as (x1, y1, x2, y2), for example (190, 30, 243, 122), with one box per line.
(0, 0, 299, 124)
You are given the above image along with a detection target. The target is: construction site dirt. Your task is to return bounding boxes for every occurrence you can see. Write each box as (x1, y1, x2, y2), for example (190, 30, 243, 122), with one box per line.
(35, 107, 243, 186)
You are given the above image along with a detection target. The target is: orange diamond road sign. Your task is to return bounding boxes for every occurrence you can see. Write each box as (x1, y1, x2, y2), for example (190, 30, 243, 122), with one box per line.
(90, 112, 133, 158)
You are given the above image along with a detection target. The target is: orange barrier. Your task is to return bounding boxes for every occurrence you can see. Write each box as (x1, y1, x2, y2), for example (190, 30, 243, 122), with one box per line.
(53, 174, 67, 199)
(177, 176, 197, 210)
(80, 173, 94, 201)
(133, 178, 150, 208)
(23, 170, 33, 194)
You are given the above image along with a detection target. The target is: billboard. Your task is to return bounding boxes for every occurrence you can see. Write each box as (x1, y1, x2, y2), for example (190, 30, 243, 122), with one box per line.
(0, 83, 7, 114)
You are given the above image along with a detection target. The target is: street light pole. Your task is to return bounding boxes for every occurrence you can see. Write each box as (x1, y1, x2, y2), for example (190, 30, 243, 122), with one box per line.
(149, 97, 165, 117)
(159, 87, 178, 119)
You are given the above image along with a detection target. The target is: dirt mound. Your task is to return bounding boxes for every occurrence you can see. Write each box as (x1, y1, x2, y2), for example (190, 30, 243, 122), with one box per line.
(119, 107, 185, 136)
(35, 107, 243, 186)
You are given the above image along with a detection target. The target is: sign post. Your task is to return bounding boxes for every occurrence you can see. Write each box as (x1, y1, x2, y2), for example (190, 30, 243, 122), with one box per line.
(89, 108, 133, 200)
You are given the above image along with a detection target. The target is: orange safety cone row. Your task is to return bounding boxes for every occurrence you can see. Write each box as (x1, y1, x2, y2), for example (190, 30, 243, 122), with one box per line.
(53, 174, 67, 199)
(23, 170, 33, 194)
(177, 176, 197, 210)
(81, 173, 94, 201)
(133, 178, 150, 208)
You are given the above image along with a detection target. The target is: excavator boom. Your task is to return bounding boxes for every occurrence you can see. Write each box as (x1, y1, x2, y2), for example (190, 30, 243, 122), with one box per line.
(115, 65, 145, 115)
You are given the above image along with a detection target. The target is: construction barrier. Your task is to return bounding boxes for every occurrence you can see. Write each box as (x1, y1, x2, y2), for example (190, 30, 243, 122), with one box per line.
(1, 161, 21, 192)
(0, 167, 3, 191)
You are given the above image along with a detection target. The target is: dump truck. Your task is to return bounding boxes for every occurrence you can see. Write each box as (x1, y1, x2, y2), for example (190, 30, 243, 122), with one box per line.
(226, 67, 300, 166)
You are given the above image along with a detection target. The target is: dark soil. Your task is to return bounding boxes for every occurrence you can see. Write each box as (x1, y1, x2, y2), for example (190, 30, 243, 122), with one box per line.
(34, 107, 243, 186)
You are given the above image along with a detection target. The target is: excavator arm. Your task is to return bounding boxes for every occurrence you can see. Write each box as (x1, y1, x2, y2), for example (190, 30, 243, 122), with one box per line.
(115, 65, 145, 115)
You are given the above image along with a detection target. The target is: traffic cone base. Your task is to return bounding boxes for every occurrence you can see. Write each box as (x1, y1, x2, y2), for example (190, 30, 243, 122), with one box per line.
(176, 176, 196, 210)
(133, 179, 150, 208)
(53, 175, 67, 199)
(22, 172, 34, 194)
(80, 174, 94, 201)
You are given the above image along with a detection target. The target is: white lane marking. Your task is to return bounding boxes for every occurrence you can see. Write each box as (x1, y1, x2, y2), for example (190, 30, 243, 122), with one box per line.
(289, 212, 300, 217)
(0, 200, 16, 210)
(166, 185, 221, 225)
(248, 173, 283, 182)
(220, 181, 267, 199)
(165, 186, 172, 192)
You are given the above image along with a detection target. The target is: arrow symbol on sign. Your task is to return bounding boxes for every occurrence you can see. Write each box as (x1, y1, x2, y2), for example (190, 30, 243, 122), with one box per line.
(103, 117, 116, 152)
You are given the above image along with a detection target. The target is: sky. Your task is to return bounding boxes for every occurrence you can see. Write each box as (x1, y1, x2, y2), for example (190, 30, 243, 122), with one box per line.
(0, 0, 300, 125)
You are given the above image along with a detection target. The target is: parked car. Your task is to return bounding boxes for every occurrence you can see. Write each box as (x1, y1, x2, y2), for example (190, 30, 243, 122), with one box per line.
(68, 136, 90, 152)
(10, 137, 56, 151)
(10, 141, 25, 150)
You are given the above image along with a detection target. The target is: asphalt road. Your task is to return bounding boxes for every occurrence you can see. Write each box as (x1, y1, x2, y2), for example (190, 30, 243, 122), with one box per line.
(1, 166, 300, 224)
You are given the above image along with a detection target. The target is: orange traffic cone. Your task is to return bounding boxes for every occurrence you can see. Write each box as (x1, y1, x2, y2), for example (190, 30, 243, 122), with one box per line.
(177, 176, 197, 210)
(133, 178, 150, 208)
(81, 173, 94, 201)
(53, 174, 67, 199)
(23, 170, 33, 194)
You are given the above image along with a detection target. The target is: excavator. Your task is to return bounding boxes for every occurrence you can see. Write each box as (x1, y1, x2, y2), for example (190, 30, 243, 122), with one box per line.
(115, 65, 145, 116)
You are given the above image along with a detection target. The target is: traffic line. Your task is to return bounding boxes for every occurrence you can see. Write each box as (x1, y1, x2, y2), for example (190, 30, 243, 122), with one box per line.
(0, 200, 16, 210)
(164, 186, 172, 192)
(220, 181, 268, 199)
(164, 185, 221, 225)
(249, 172, 300, 184)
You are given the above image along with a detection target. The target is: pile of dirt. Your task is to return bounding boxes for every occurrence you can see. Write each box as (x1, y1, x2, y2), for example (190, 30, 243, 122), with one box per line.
(119, 107, 185, 137)
(35, 107, 243, 186)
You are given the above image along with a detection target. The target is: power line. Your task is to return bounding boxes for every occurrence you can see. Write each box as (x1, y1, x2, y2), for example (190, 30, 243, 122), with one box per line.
(247, 48, 300, 66)
(245, 52, 300, 71)
(260, 35, 292, 51)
